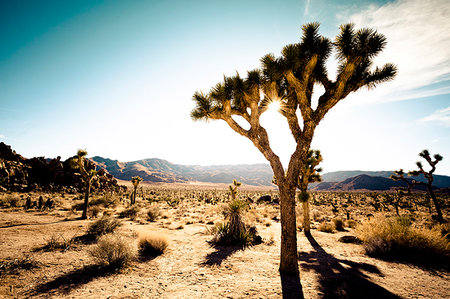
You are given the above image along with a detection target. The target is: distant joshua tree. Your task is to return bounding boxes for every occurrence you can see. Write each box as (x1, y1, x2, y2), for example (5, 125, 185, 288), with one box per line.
(71, 149, 98, 219)
(191, 23, 396, 274)
(131, 176, 143, 205)
(229, 179, 241, 201)
(298, 150, 323, 235)
(391, 150, 444, 222)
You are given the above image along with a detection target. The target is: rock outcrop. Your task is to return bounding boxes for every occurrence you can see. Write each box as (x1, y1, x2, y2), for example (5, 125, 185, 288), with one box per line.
(0, 142, 121, 192)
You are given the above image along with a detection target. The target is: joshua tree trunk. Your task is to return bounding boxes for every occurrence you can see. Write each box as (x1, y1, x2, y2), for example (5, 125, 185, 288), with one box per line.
(278, 183, 299, 274)
(132, 187, 137, 205)
(302, 198, 311, 235)
(427, 186, 443, 222)
(81, 179, 90, 219)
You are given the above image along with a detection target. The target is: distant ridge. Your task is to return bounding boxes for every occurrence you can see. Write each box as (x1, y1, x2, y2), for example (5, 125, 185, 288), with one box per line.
(90, 156, 273, 186)
(90, 156, 450, 190)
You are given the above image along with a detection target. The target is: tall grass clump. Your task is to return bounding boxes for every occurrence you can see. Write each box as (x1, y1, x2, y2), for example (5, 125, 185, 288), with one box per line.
(138, 231, 168, 256)
(356, 215, 450, 267)
(87, 216, 122, 238)
(90, 234, 136, 269)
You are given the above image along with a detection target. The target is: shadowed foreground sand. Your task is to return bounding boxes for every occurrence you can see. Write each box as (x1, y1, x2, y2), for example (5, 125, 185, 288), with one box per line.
(0, 210, 448, 298)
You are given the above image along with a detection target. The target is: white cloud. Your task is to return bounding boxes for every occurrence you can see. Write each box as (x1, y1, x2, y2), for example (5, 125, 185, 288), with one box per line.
(419, 106, 450, 127)
(0, 134, 5, 139)
(339, 0, 450, 104)
(304, 0, 311, 16)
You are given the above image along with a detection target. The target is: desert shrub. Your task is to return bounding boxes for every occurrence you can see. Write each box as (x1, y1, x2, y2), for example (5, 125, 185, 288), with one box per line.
(138, 231, 169, 256)
(318, 222, 335, 233)
(312, 210, 321, 222)
(89, 206, 101, 218)
(90, 193, 119, 208)
(222, 198, 248, 237)
(346, 219, 358, 229)
(90, 234, 136, 269)
(0, 194, 21, 208)
(87, 216, 122, 237)
(208, 198, 261, 246)
(356, 215, 450, 266)
(39, 234, 72, 251)
(0, 256, 39, 276)
(147, 207, 160, 222)
(71, 202, 84, 211)
(332, 218, 345, 231)
(119, 206, 140, 220)
(210, 222, 261, 246)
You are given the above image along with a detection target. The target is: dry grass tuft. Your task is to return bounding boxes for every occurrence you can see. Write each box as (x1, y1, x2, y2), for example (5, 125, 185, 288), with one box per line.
(119, 206, 140, 220)
(332, 217, 345, 231)
(138, 231, 169, 256)
(146, 206, 160, 222)
(87, 216, 122, 238)
(318, 222, 335, 233)
(90, 234, 136, 269)
(356, 215, 450, 266)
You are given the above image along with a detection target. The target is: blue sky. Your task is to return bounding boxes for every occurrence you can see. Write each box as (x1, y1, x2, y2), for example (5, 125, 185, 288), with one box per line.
(1, 0, 449, 175)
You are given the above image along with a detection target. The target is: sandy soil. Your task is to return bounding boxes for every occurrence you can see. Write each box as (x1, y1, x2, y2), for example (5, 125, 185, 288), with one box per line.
(0, 206, 449, 299)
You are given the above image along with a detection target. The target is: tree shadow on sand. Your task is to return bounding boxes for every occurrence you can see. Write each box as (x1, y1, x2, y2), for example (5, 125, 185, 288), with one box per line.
(28, 264, 118, 296)
(298, 234, 401, 299)
(201, 244, 243, 266)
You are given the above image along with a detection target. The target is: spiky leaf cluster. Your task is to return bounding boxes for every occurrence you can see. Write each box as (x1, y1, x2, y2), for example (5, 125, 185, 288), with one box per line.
(297, 149, 323, 191)
(191, 22, 397, 146)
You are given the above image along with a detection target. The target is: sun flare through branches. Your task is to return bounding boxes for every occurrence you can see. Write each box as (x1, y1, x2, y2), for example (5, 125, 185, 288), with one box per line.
(267, 100, 281, 113)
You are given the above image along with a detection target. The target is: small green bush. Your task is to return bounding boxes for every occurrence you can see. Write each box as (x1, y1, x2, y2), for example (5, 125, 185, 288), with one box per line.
(90, 234, 136, 269)
(87, 216, 122, 237)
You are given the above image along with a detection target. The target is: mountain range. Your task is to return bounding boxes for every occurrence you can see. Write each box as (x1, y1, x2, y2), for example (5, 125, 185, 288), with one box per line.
(90, 156, 450, 191)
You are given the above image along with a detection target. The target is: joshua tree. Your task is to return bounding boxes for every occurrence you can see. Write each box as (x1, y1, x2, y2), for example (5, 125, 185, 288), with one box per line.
(191, 23, 396, 274)
(229, 179, 241, 201)
(297, 149, 322, 235)
(71, 150, 98, 219)
(391, 150, 444, 222)
(131, 176, 143, 205)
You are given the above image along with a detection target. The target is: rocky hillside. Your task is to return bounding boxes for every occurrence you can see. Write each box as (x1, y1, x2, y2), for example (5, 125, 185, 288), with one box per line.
(320, 170, 450, 189)
(0, 142, 120, 192)
(90, 156, 273, 186)
(2, 142, 449, 190)
(311, 174, 413, 191)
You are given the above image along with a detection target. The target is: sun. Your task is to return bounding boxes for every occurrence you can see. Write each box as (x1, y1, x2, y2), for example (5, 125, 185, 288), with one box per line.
(267, 100, 281, 112)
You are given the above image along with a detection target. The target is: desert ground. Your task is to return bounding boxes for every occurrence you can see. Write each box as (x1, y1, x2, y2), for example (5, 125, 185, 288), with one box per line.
(0, 185, 449, 298)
